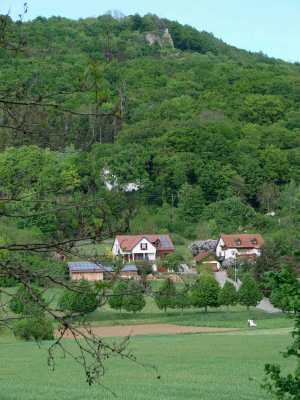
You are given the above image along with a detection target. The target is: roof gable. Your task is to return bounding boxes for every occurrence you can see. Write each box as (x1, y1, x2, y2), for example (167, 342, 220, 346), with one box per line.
(220, 234, 264, 249)
(116, 234, 174, 252)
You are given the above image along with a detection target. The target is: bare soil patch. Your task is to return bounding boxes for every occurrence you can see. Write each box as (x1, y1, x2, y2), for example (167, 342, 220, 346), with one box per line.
(60, 324, 239, 338)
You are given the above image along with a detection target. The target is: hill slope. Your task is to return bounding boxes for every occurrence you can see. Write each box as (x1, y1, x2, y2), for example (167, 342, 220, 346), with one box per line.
(0, 13, 300, 260)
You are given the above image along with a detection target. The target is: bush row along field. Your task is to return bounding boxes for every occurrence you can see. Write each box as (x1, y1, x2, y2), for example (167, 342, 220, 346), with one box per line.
(86, 296, 291, 329)
(3, 284, 292, 330)
(2, 284, 293, 330)
(0, 328, 294, 400)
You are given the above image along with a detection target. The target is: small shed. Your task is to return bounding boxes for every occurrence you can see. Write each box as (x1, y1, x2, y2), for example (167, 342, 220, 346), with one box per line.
(119, 264, 138, 279)
(68, 261, 110, 281)
(68, 261, 138, 281)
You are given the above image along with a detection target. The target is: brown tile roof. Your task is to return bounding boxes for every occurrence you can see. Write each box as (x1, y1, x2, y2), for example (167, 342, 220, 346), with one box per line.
(194, 251, 209, 262)
(220, 234, 264, 249)
(194, 251, 217, 263)
(116, 234, 174, 252)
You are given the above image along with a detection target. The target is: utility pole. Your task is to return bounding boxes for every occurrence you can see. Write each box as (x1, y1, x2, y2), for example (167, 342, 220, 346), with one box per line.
(234, 259, 237, 284)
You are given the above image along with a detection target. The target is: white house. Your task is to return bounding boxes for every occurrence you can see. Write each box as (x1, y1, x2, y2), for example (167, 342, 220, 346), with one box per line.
(216, 234, 264, 262)
(112, 234, 175, 262)
(102, 168, 140, 192)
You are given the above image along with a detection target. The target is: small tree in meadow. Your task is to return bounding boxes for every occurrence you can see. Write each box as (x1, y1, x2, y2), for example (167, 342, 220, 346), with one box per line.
(219, 281, 238, 309)
(13, 316, 54, 341)
(123, 280, 145, 313)
(108, 280, 128, 312)
(9, 285, 54, 341)
(163, 252, 184, 272)
(155, 278, 177, 312)
(174, 287, 191, 313)
(59, 280, 98, 314)
(238, 274, 262, 310)
(191, 274, 220, 312)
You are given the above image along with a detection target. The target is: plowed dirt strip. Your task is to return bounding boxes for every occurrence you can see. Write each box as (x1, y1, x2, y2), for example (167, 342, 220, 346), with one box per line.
(59, 324, 239, 338)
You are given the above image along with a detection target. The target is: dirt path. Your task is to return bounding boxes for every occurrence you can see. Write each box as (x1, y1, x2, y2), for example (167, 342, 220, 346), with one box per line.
(60, 324, 239, 338)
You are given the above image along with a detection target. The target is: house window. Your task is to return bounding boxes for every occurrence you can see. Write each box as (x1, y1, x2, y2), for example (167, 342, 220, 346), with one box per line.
(251, 238, 257, 245)
(235, 239, 241, 245)
(141, 243, 148, 250)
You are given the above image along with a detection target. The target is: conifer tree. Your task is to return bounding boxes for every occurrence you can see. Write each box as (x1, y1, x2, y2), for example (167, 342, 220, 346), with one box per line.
(123, 280, 145, 313)
(108, 280, 128, 312)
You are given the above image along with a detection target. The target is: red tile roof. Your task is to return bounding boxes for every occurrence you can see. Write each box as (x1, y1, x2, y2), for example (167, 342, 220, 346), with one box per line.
(194, 251, 210, 263)
(220, 234, 264, 249)
(116, 234, 174, 252)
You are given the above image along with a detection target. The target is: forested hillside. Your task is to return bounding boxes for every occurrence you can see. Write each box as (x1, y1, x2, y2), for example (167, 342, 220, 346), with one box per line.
(0, 13, 300, 269)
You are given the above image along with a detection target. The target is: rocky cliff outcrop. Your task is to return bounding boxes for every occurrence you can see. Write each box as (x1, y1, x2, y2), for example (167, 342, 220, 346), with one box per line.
(145, 28, 174, 48)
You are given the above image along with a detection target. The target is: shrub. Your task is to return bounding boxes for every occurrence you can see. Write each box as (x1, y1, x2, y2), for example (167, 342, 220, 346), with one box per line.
(13, 317, 54, 341)
(108, 280, 128, 312)
(58, 280, 98, 314)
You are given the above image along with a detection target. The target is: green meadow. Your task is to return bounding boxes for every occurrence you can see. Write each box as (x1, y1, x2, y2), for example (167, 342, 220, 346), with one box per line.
(0, 327, 294, 400)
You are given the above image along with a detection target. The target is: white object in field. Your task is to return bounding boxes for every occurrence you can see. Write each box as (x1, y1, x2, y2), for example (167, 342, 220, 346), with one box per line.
(248, 319, 257, 328)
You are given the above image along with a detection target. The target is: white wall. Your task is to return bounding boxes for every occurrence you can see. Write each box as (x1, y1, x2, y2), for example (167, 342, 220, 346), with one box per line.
(112, 238, 121, 256)
(132, 238, 156, 261)
(112, 237, 157, 261)
(216, 238, 225, 258)
(216, 238, 261, 260)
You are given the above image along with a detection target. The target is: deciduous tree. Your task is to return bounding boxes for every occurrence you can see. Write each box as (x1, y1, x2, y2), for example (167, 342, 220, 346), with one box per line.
(191, 274, 220, 312)
(155, 278, 177, 312)
(218, 281, 238, 309)
(238, 274, 262, 309)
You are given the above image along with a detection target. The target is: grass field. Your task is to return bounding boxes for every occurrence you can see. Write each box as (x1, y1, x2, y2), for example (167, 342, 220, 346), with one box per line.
(0, 273, 294, 399)
(0, 328, 294, 400)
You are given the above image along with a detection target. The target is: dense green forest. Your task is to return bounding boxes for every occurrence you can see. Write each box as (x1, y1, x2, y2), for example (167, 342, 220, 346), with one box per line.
(0, 13, 300, 270)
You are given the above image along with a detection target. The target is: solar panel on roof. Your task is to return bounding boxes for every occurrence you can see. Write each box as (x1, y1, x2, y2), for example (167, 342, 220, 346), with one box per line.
(68, 261, 108, 272)
(159, 235, 172, 248)
(122, 264, 137, 272)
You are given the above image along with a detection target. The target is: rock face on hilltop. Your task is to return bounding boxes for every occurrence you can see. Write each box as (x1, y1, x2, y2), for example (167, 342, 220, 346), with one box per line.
(145, 28, 174, 48)
(161, 28, 174, 47)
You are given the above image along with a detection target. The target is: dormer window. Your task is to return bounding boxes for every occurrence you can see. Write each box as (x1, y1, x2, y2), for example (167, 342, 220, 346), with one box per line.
(251, 238, 257, 245)
(154, 240, 160, 249)
(141, 243, 148, 250)
(235, 239, 241, 246)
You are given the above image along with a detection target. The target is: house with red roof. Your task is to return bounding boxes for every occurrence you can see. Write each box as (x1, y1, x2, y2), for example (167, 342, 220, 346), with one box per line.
(216, 234, 264, 262)
(112, 234, 175, 262)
